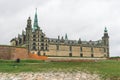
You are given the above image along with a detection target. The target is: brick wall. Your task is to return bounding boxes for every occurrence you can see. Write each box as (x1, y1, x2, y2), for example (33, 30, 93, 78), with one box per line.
(11, 47, 29, 60)
(0, 45, 28, 60)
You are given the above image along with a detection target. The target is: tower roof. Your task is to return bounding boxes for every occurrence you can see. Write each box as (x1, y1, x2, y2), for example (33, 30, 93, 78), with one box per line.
(104, 27, 108, 33)
(33, 8, 39, 31)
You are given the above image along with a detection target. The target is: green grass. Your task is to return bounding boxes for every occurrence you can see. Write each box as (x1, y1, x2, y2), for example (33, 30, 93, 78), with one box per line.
(0, 59, 119, 79)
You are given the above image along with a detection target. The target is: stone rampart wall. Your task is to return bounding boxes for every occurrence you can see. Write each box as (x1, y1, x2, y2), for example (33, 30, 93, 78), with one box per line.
(0, 45, 28, 60)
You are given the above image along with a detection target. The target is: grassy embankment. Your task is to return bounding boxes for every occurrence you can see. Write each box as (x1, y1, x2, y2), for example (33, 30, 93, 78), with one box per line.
(0, 59, 119, 79)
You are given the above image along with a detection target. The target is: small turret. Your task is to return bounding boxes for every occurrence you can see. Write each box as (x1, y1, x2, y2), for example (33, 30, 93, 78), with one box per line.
(61, 36, 64, 42)
(22, 30, 25, 35)
(78, 38, 82, 44)
(27, 17, 32, 28)
(65, 33, 68, 40)
(58, 36, 60, 40)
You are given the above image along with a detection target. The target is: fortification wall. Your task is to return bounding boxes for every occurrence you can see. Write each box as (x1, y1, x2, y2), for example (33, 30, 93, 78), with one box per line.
(0, 45, 13, 59)
(0, 45, 28, 60)
(11, 47, 29, 59)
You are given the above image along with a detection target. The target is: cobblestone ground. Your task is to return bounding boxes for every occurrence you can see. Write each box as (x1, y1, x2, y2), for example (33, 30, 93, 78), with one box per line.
(0, 72, 102, 80)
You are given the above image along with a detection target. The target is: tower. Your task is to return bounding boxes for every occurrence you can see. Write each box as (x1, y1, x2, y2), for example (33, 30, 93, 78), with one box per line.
(26, 17, 32, 53)
(102, 27, 109, 57)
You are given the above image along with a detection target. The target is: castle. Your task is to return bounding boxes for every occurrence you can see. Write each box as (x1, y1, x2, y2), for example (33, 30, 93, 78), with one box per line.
(10, 10, 109, 58)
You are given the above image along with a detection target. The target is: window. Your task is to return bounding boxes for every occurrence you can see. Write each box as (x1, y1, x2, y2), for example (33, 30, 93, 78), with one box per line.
(91, 54, 94, 57)
(91, 47, 93, 52)
(69, 53, 72, 57)
(33, 35, 36, 37)
(46, 47, 48, 50)
(28, 34, 29, 40)
(33, 43, 36, 45)
(56, 45, 59, 50)
(41, 47, 44, 50)
(32, 46, 36, 50)
(43, 53, 46, 56)
(104, 48, 106, 52)
(70, 46, 72, 51)
(38, 47, 39, 50)
(38, 51, 40, 56)
(33, 39, 36, 41)
(41, 43, 44, 46)
(41, 39, 44, 42)
(19, 38, 22, 44)
(104, 40, 106, 45)
(80, 47, 82, 52)
(80, 53, 83, 57)
(41, 36, 44, 38)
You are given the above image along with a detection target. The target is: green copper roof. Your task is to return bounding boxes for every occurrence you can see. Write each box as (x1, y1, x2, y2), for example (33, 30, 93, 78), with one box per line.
(65, 33, 68, 40)
(33, 8, 39, 31)
(104, 27, 108, 33)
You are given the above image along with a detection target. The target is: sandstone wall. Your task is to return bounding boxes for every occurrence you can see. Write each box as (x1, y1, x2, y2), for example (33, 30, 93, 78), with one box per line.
(72, 46, 80, 56)
(46, 44, 106, 58)
(93, 48, 104, 57)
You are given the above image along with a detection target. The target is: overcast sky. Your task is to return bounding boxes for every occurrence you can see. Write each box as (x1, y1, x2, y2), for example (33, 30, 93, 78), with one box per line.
(0, 0, 120, 56)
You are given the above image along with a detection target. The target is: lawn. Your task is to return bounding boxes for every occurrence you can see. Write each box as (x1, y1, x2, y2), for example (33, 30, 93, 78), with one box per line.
(0, 59, 119, 79)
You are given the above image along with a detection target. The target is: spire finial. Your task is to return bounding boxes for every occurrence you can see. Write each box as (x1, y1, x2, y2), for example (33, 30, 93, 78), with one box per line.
(35, 8, 37, 14)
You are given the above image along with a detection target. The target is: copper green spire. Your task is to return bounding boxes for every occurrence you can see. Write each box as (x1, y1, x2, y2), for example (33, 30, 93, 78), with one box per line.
(65, 33, 68, 40)
(104, 27, 107, 33)
(33, 8, 39, 31)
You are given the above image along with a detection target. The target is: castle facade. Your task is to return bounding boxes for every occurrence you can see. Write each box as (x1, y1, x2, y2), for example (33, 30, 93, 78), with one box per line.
(10, 10, 109, 58)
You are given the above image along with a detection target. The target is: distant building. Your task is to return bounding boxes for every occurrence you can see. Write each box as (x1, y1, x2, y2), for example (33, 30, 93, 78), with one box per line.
(10, 10, 109, 58)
